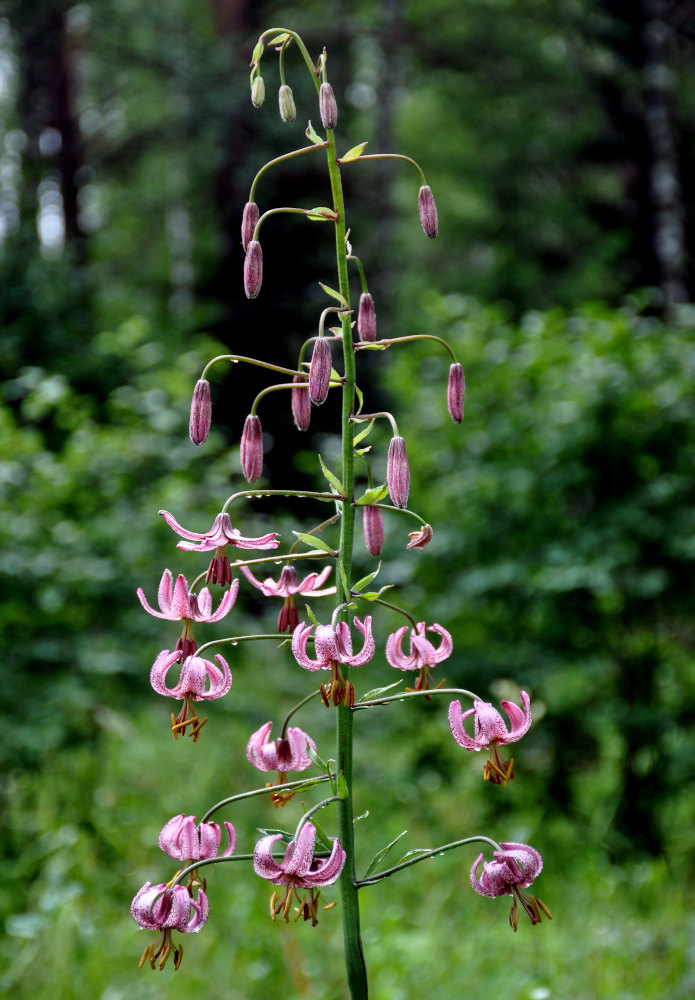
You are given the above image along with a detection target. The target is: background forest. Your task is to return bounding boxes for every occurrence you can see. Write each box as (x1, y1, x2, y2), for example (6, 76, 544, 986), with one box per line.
(2, 0, 695, 997)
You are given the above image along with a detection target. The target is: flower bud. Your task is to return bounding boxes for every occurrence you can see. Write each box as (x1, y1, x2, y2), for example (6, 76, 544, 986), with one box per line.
(240, 414, 263, 482)
(189, 379, 212, 445)
(291, 374, 311, 431)
(357, 292, 376, 342)
(278, 84, 296, 123)
(241, 201, 259, 252)
(447, 362, 465, 423)
(387, 435, 410, 508)
(251, 75, 265, 108)
(319, 82, 338, 130)
(406, 523, 433, 550)
(418, 185, 438, 238)
(309, 338, 332, 405)
(244, 239, 263, 299)
(363, 505, 384, 557)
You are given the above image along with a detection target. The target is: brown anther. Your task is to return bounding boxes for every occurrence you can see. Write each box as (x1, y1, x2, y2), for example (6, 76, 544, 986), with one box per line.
(173, 943, 183, 970)
(319, 683, 331, 707)
(322, 901, 337, 911)
(537, 897, 553, 920)
(509, 899, 519, 932)
(270, 889, 278, 920)
(139, 943, 152, 969)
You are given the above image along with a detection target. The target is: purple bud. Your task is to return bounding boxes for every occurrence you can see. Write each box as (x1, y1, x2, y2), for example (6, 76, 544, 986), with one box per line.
(292, 374, 311, 431)
(309, 338, 332, 405)
(357, 292, 376, 343)
(363, 505, 384, 557)
(240, 414, 263, 482)
(319, 82, 338, 130)
(251, 75, 265, 108)
(278, 84, 296, 123)
(387, 435, 410, 509)
(189, 379, 212, 445)
(418, 185, 438, 238)
(447, 362, 465, 423)
(244, 240, 263, 299)
(241, 201, 259, 252)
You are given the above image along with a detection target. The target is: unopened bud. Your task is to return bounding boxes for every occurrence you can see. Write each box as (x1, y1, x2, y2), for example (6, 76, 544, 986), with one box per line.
(387, 435, 410, 508)
(319, 82, 338, 130)
(418, 185, 438, 238)
(447, 362, 465, 423)
(362, 505, 384, 557)
(357, 292, 376, 342)
(240, 414, 263, 482)
(406, 523, 433, 550)
(241, 201, 259, 252)
(251, 75, 265, 108)
(291, 374, 311, 431)
(189, 379, 212, 445)
(278, 84, 296, 123)
(244, 239, 263, 299)
(309, 338, 332, 405)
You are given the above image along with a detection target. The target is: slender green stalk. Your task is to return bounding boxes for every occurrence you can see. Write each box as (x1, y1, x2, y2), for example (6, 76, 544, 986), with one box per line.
(352, 685, 483, 710)
(326, 125, 369, 999)
(356, 836, 503, 886)
(249, 144, 327, 203)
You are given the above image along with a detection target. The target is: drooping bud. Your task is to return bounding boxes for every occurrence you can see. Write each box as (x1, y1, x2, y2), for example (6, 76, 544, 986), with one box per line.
(291, 374, 311, 430)
(418, 185, 438, 238)
(319, 82, 338, 130)
(251, 75, 265, 108)
(357, 292, 376, 342)
(189, 379, 212, 445)
(363, 505, 384, 557)
(278, 84, 296, 123)
(387, 435, 410, 508)
(406, 523, 433, 550)
(309, 338, 332, 405)
(447, 362, 465, 423)
(240, 414, 263, 482)
(244, 239, 263, 299)
(241, 201, 259, 252)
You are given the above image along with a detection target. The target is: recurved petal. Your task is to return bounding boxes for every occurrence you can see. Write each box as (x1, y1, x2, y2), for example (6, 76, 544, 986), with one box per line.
(385, 625, 413, 670)
(286, 726, 316, 771)
(500, 691, 532, 741)
(220, 821, 236, 858)
(498, 842, 543, 883)
(292, 622, 322, 671)
(159, 510, 208, 542)
(198, 579, 239, 622)
(253, 833, 285, 880)
(283, 822, 317, 877)
(448, 699, 485, 750)
(171, 573, 192, 619)
(470, 854, 500, 898)
(428, 623, 453, 662)
(149, 649, 184, 697)
(343, 615, 375, 666)
(301, 837, 346, 887)
(131, 882, 167, 929)
(158, 814, 188, 858)
(186, 888, 209, 932)
(472, 700, 510, 744)
(200, 654, 232, 699)
(246, 720, 275, 770)
(314, 624, 341, 666)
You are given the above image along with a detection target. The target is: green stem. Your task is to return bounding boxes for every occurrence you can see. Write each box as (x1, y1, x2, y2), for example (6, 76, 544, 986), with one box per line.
(201, 353, 302, 381)
(356, 836, 503, 886)
(326, 127, 369, 1000)
(339, 152, 427, 186)
(249, 144, 328, 203)
(251, 380, 342, 416)
(280, 689, 322, 736)
(199, 773, 332, 824)
(355, 334, 457, 364)
(352, 685, 483, 710)
(221, 489, 339, 513)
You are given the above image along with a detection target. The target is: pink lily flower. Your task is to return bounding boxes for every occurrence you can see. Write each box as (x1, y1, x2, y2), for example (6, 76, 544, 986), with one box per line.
(158, 814, 236, 861)
(470, 842, 551, 930)
(131, 881, 208, 970)
(150, 649, 232, 741)
(448, 692, 531, 785)
(246, 721, 316, 806)
(291, 616, 374, 706)
(253, 821, 345, 924)
(385, 621, 452, 691)
(240, 563, 336, 632)
(159, 510, 280, 586)
(137, 569, 238, 623)
(405, 523, 433, 550)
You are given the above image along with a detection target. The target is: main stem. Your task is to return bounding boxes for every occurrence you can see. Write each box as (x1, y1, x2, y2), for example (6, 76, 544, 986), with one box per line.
(326, 127, 368, 999)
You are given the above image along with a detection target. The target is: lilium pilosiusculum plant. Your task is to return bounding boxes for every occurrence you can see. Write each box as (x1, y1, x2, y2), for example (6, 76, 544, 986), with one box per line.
(470, 841, 551, 931)
(448, 691, 531, 785)
(253, 821, 346, 925)
(240, 563, 336, 632)
(291, 616, 374, 706)
(159, 510, 279, 585)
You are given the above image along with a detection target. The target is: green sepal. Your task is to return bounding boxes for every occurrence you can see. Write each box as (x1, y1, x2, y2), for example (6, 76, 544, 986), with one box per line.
(251, 39, 264, 62)
(360, 679, 404, 701)
(355, 485, 389, 506)
(267, 32, 291, 46)
(364, 830, 408, 878)
(307, 207, 338, 222)
(318, 454, 345, 495)
(306, 121, 324, 145)
(319, 282, 349, 309)
(355, 385, 364, 415)
(341, 141, 368, 162)
(292, 531, 335, 555)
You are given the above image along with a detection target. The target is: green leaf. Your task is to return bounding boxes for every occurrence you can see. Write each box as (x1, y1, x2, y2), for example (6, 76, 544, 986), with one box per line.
(341, 141, 368, 162)
(318, 454, 345, 495)
(355, 485, 389, 506)
(353, 419, 375, 446)
(304, 603, 319, 626)
(306, 120, 324, 145)
(357, 585, 394, 601)
(337, 771, 348, 799)
(339, 561, 350, 602)
(355, 385, 364, 415)
(310, 815, 334, 853)
(396, 848, 432, 865)
(267, 32, 291, 46)
(364, 830, 409, 878)
(306, 207, 338, 222)
(360, 679, 404, 701)
(257, 827, 292, 842)
(251, 40, 264, 62)
(306, 746, 329, 772)
(292, 531, 335, 555)
(318, 282, 349, 309)
(352, 563, 381, 594)
(355, 342, 386, 350)
(355, 446, 372, 456)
